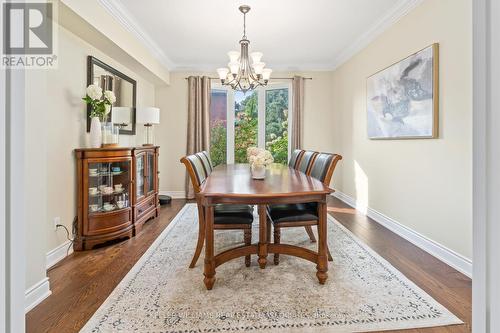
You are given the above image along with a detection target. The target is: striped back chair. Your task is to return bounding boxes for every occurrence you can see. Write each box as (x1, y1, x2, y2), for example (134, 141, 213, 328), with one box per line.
(180, 153, 209, 193)
(309, 153, 342, 185)
(288, 149, 304, 169)
(297, 150, 318, 174)
(267, 151, 342, 265)
(196, 151, 213, 176)
(198, 151, 213, 173)
(180, 152, 255, 269)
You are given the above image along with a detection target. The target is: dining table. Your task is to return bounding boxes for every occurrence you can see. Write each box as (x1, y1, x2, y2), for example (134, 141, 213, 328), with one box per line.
(197, 163, 334, 290)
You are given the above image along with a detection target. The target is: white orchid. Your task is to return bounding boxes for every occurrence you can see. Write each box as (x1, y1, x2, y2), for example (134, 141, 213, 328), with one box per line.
(86, 84, 102, 100)
(104, 90, 116, 104)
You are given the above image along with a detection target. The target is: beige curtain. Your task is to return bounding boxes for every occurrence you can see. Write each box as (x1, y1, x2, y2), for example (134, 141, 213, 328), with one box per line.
(291, 76, 305, 150)
(185, 76, 211, 199)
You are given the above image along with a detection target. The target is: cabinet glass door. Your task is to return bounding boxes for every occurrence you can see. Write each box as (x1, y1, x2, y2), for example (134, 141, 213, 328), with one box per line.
(147, 153, 155, 194)
(136, 153, 145, 198)
(87, 160, 130, 214)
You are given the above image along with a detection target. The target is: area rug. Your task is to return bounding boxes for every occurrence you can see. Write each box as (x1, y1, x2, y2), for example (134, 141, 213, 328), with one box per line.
(81, 204, 462, 333)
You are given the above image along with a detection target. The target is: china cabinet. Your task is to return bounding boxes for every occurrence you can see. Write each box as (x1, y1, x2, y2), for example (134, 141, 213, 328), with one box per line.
(74, 146, 159, 250)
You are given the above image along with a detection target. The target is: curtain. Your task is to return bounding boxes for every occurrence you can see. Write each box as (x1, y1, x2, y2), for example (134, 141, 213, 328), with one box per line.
(185, 76, 211, 199)
(291, 76, 305, 150)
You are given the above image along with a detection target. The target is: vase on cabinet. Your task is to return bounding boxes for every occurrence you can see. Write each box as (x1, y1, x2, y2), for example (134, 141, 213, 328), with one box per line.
(89, 117, 102, 148)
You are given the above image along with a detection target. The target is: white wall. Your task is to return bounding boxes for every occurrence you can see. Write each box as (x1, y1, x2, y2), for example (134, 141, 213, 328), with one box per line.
(155, 71, 336, 194)
(331, 0, 472, 259)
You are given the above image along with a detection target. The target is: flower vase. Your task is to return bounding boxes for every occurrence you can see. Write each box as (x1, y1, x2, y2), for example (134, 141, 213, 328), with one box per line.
(89, 117, 102, 148)
(251, 164, 266, 179)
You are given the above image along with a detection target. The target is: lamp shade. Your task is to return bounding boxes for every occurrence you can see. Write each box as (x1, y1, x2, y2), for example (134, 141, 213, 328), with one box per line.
(137, 107, 160, 124)
(111, 107, 132, 124)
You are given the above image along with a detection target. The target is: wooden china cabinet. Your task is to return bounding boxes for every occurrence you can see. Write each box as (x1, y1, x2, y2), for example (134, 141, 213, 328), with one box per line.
(74, 146, 160, 250)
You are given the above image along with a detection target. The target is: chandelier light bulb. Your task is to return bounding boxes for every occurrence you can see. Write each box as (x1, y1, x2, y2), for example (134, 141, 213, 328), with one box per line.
(228, 62, 240, 74)
(252, 62, 265, 75)
(250, 52, 263, 64)
(217, 68, 229, 80)
(262, 68, 272, 80)
(227, 51, 240, 63)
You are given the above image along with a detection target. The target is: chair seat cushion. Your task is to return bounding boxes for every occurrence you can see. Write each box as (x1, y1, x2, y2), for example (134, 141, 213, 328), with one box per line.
(214, 204, 254, 225)
(267, 203, 319, 224)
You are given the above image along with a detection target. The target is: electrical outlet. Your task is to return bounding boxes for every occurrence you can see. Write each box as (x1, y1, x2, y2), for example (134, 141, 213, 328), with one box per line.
(54, 217, 61, 231)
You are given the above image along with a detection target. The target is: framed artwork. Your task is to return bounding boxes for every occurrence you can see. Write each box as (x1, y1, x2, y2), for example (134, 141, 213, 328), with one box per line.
(366, 43, 439, 139)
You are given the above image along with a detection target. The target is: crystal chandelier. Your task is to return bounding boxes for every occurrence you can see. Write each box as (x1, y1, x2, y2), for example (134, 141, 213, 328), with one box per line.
(216, 5, 272, 93)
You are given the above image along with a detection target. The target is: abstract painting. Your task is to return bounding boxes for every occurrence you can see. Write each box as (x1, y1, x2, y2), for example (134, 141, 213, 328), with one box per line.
(367, 44, 439, 139)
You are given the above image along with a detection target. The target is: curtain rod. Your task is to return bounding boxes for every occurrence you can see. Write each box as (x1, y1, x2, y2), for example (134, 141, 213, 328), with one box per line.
(184, 77, 313, 80)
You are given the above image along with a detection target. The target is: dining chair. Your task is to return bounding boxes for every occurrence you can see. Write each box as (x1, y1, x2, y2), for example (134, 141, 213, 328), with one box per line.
(297, 150, 318, 174)
(288, 149, 304, 169)
(181, 153, 254, 268)
(267, 152, 342, 265)
(294, 150, 318, 241)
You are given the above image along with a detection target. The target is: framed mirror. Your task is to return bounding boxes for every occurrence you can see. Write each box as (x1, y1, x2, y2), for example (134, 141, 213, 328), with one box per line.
(86, 56, 137, 135)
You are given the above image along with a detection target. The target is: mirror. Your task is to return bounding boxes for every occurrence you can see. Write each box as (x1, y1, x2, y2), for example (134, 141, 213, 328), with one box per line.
(86, 56, 137, 135)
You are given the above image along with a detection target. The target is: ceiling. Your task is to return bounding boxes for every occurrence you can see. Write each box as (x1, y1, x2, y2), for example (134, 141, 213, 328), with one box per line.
(99, 0, 422, 71)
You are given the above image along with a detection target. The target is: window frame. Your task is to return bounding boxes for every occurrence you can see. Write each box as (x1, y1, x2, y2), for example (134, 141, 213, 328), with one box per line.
(211, 82, 292, 164)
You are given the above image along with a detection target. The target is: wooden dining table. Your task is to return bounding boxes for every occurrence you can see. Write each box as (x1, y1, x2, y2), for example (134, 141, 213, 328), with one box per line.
(197, 163, 334, 290)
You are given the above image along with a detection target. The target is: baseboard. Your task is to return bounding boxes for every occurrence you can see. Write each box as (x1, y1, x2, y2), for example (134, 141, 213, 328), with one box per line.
(46, 240, 73, 269)
(332, 191, 472, 278)
(159, 191, 186, 199)
(25, 277, 51, 313)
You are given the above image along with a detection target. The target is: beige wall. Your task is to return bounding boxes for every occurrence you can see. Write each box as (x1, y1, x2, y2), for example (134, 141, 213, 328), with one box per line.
(155, 71, 336, 194)
(25, 24, 156, 288)
(331, 0, 472, 259)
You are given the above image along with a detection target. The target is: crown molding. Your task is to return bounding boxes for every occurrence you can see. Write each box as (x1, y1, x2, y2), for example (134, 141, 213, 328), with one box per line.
(98, 0, 423, 72)
(97, 0, 175, 70)
(329, 0, 424, 70)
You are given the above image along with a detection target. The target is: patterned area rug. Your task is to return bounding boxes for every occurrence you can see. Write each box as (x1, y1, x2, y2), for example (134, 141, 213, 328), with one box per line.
(81, 204, 462, 333)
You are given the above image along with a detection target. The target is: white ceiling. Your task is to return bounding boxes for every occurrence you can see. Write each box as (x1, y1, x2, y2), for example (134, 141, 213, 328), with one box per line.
(99, 0, 422, 71)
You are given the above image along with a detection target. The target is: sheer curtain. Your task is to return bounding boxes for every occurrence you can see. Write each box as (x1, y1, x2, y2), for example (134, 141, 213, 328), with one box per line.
(291, 76, 305, 150)
(186, 76, 211, 199)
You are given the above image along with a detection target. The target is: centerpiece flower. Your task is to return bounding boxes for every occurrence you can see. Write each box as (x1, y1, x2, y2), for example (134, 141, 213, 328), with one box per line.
(247, 147, 273, 179)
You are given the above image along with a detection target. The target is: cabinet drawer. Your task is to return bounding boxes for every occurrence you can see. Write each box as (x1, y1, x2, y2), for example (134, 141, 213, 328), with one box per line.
(87, 208, 132, 236)
(135, 195, 157, 220)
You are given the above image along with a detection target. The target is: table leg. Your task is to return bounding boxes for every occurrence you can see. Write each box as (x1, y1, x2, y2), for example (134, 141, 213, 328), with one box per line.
(203, 205, 216, 290)
(258, 204, 268, 269)
(316, 200, 328, 284)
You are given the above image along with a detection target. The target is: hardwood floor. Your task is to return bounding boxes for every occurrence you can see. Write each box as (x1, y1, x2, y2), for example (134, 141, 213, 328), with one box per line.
(26, 197, 471, 333)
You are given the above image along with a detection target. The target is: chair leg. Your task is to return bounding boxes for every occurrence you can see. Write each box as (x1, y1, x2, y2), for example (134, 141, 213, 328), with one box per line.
(266, 218, 272, 243)
(244, 228, 252, 267)
(304, 225, 317, 242)
(189, 208, 205, 268)
(327, 244, 333, 262)
(273, 226, 281, 265)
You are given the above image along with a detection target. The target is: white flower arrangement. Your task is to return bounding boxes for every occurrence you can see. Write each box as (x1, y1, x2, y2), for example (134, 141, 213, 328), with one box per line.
(247, 147, 274, 167)
(83, 84, 116, 120)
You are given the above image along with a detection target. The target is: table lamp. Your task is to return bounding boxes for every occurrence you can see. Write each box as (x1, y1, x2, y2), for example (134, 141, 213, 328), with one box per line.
(112, 107, 131, 130)
(137, 107, 160, 146)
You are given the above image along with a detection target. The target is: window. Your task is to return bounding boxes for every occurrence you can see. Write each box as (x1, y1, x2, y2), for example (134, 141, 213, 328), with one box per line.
(265, 88, 289, 164)
(209, 90, 227, 166)
(210, 84, 291, 165)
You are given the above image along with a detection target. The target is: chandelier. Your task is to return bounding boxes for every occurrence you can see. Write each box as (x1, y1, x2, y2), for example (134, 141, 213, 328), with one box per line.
(216, 5, 272, 93)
